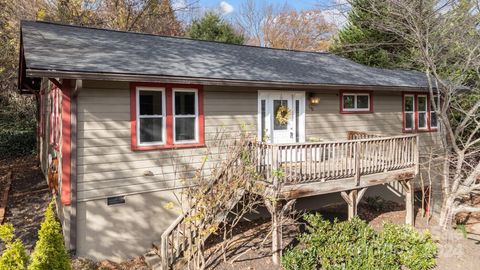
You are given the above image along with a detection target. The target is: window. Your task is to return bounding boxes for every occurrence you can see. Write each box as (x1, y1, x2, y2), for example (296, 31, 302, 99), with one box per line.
(404, 95, 415, 131)
(131, 83, 204, 151)
(430, 95, 439, 129)
(49, 85, 60, 148)
(340, 91, 373, 113)
(137, 89, 165, 145)
(174, 89, 198, 143)
(403, 92, 438, 132)
(417, 95, 428, 130)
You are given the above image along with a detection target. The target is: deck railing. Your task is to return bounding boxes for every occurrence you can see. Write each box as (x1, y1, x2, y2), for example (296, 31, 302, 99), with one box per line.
(252, 134, 419, 185)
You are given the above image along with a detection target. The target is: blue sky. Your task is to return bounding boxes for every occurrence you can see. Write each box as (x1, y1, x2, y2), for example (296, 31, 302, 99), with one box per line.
(197, 0, 338, 13)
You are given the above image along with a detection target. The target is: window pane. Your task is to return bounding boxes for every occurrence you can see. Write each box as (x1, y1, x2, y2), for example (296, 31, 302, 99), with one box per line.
(431, 112, 438, 127)
(431, 96, 439, 110)
(273, 100, 288, 130)
(295, 100, 300, 142)
(405, 96, 414, 112)
(418, 112, 427, 128)
(343, 95, 355, 109)
(140, 91, 163, 115)
(140, 118, 163, 143)
(418, 96, 427, 111)
(405, 113, 414, 129)
(175, 91, 195, 115)
(175, 117, 195, 141)
(357, 95, 369, 109)
(261, 100, 266, 140)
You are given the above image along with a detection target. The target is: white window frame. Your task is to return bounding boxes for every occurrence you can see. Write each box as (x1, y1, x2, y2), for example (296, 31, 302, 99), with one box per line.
(404, 94, 415, 131)
(136, 87, 166, 147)
(417, 94, 428, 130)
(173, 88, 199, 144)
(430, 95, 439, 129)
(342, 93, 371, 112)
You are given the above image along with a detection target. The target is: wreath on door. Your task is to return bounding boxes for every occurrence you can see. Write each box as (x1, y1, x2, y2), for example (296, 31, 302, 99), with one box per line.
(275, 104, 292, 125)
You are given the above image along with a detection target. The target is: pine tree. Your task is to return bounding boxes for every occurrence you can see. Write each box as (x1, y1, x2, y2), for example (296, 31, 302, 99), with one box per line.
(186, 11, 244, 44)
(28, 201, 71, 270)
(0, 223, 29, 270)
(330, 0, 415, 68)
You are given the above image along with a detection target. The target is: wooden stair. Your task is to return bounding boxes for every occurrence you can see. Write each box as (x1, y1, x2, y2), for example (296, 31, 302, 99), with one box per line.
(144, 188, 246, 270)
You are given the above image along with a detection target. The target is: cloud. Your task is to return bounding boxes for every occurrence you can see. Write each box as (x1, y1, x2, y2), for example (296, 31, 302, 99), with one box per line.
(172, 0, 187, 10)
(323, 8, 348, 29)
(220, 1, 234, 14)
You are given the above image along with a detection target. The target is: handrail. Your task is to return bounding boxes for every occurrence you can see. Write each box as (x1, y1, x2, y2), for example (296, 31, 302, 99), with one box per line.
(254, 134, 418, 147)
(252, 134, 419, 185)
(159, 147, 247, 269)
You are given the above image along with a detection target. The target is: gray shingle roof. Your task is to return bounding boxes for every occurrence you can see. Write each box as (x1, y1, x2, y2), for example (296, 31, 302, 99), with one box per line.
(21, 21, 429, 88)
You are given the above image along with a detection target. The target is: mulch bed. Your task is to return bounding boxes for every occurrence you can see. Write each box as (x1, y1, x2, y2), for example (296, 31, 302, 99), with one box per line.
(0, 155, 51, 253)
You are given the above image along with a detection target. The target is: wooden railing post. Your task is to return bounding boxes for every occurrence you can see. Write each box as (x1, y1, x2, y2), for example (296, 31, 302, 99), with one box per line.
(354, 141, 361, 186)
(272, 145, 279, 187)
(160, 234, 168, 270)
(414, 135, 420, 176)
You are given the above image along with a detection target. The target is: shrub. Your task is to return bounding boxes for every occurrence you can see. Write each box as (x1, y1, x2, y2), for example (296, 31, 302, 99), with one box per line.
(0, 223, 29, 270)
(282, 214, 437, 270)
(379, 223, 437, 270)
(0, 129, 36, 159)
(28, 201, 71, 270)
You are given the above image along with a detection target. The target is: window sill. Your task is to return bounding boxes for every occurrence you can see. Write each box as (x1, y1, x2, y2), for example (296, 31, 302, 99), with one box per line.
(132, 143, 206, 151)
(340, 110, 374, 114)
(402, 129, 438, 133)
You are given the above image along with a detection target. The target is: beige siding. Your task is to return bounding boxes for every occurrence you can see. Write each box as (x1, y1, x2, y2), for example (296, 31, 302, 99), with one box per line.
(77, 82, 257, 201)
(77, 84, 442, 201)
(76, 82, 444, 261)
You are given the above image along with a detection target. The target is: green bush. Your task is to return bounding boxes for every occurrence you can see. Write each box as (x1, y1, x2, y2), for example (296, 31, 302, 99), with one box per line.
(282, 214, 437, 270)
(379, 223, 437, 270)
(0, 223, 29, 270)
(28, 201, 71, 270)
(0, 129, 36, 159)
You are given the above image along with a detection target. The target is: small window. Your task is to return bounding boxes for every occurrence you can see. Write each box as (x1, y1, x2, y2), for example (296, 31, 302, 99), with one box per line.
(404, 95, 415, 131)
(430, 95, 439, 129)
(340, 92, 372, 113)
(261, 100, 266, 141)
(417, 95, 428, 130)
(49, 85, 60, 148)
(273, 100, 288, 130)
(137, 89, 165, 145)
(174, 89, 198, 143)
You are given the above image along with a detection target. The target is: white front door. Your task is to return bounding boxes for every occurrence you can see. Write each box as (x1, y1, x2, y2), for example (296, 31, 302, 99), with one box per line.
(258, 91, 305, 144)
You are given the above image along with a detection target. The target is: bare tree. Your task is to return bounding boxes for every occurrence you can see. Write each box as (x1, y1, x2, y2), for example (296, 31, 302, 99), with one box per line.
(354, 0, 480, 228)
(235, 0, 336, 51)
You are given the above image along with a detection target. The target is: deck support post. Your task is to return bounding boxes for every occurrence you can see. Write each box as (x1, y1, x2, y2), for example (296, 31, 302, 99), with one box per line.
(265, 198, 283, 266)
(400, 179, 415, 226)
(341, 188, 367, 220)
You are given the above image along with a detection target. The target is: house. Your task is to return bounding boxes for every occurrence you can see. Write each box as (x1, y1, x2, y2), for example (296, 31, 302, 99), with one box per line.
(18, 21, 443, 265)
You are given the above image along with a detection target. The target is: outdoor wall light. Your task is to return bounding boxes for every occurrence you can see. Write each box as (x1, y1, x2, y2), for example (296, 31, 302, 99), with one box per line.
(309, 94, 320, 105)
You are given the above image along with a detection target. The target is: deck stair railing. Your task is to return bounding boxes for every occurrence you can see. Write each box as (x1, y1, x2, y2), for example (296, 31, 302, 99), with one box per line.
(252, 133, 419, 185)
(157, 148, 248, 270)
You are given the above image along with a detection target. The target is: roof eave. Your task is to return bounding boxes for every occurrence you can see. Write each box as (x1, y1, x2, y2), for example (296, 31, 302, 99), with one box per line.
(25, 68, 430, 91)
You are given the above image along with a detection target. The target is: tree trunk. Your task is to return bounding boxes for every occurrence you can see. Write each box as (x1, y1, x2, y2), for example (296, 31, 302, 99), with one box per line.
(439, 196, 455, 229)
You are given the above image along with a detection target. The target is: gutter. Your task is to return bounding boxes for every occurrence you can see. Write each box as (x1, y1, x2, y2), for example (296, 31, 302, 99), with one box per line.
(25, 69, 433, 92)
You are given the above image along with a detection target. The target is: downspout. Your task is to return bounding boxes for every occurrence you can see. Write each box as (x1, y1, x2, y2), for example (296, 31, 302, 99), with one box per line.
(69, 79, 81, 254)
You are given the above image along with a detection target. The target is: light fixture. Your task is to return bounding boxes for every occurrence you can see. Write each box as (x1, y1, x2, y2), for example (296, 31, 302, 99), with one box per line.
(309, 93, 320, 105)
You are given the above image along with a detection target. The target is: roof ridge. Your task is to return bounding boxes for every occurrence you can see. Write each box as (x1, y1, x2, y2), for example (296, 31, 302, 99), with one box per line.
(21, 20, 334, 56)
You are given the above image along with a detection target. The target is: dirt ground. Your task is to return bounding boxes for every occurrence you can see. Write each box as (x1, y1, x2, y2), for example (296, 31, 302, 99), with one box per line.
(200, 200, 480, 270)
(0, 156, 51, 253)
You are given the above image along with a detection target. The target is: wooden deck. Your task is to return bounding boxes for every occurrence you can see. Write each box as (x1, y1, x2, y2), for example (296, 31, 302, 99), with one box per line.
(251, 133, 419, 199)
